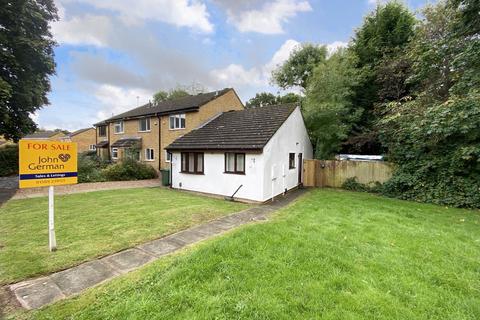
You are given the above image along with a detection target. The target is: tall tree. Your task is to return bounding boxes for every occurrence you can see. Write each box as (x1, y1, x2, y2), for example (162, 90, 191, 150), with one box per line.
(271, 44, 327, 90)
(347, 1, 416, 153)
(245, 92, 302, 108)
(304, 50, 361, 159)
(0, 0, 58, 142)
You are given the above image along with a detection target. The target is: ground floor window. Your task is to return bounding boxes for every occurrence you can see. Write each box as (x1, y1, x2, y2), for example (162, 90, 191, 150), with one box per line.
(181, 152, 203, 174)
(111, 148, 118, 159)
(89, 144, 96, 151)
(145, 148, 155, 161)
(225, 153, 245, 174)
(165, 151, 172, 162)
(289, 153, 295, 169)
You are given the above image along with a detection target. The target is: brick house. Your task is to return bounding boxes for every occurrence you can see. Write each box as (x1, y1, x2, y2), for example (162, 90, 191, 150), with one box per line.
(94, 88, 244, 171)
(64, 128, 96, 153)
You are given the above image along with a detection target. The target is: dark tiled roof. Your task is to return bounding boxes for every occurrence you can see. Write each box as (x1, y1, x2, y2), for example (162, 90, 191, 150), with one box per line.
(69, 128, 93, 137)
(111, 138, 141, 148)
(97, 88, 233, 125)
(23, 131, 64, 139)
(166, 104, 297, 151)
(96, 141, 109, 148)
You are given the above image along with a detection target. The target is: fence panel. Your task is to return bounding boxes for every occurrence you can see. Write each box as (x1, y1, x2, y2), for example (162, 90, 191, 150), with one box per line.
(303, 159, 393, 188)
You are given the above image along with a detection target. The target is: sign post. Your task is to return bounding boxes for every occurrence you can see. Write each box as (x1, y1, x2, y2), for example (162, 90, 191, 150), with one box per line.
(18, 140, 77, 252)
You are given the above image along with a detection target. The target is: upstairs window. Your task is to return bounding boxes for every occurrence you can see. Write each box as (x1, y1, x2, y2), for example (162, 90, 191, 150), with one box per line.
(289, 153, 295, 169)
(98, 125, 107, 137)
(181, 152, 203, 174)
(169, 114, 186, 130)
(138, 118, 151, 132)
(225, 153, 245, 174)
(114, 121, 124, 134)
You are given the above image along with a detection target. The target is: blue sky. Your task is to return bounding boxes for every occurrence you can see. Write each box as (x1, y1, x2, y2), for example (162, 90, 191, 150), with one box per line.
(39, 0, 431, 130)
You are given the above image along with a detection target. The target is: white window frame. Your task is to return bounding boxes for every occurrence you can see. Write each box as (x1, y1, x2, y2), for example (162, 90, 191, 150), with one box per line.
(165, 150, 171, 162)
(113, 121, 124, 134)
(111, 147, 119, 159)
(138, 117, 151, 132)
(169, 114, 186, 130)
(145, 148, 155, 161)
(89, 144, 96, 151)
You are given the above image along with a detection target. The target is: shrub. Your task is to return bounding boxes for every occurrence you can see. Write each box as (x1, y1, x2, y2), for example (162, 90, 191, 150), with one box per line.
(342, 177, 382, 193)
(77, 151, 112, 183)
(0, 145, 18, 176)
(101, 158, 157, 181)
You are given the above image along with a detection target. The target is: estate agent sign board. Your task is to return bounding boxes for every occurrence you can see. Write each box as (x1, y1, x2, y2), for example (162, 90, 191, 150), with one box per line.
(18, 140, 78, 251)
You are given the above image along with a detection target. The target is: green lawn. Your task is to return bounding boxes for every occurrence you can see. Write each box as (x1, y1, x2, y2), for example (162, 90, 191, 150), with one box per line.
(19, 189, 480, 320)
(0, 187, 248, 285)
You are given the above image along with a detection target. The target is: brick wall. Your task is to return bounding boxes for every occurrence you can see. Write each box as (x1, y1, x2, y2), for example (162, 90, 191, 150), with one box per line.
(71, 128, 96, 153)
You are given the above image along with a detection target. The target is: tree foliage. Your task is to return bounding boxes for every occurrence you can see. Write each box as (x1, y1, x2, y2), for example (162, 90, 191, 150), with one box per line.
(153, 88, 191, 104)
(271, 44, 327, 90)
(245, 92, 301, 108)
(0, 0, 58, 142)
(304, 50, 360, 159)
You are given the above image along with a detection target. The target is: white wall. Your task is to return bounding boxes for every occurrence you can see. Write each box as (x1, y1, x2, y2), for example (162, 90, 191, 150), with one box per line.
(170, 106, 313, 202)
(170, 152, 265, 202)
(262, 107, 313, 201)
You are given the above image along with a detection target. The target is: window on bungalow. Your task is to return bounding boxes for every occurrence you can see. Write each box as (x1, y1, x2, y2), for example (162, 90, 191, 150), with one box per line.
(138, 118, 151, 132)
(113, 121, 124, 134)
(225, 153, 245, 174)
(180, 152, 203, 174)
(289, 153, 295, 169)
(169, 114, 186, 130)
(98, 126, 107, 137)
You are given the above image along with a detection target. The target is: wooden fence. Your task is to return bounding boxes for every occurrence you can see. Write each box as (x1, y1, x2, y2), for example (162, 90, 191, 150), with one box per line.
(303, 159, 393, 188)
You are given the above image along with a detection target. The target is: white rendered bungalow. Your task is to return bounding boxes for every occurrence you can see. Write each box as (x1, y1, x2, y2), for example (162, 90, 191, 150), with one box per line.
(166, 104, 313, 202)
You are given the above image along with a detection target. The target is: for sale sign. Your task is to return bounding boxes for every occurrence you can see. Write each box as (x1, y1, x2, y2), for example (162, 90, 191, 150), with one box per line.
(19, 140, 78, 188)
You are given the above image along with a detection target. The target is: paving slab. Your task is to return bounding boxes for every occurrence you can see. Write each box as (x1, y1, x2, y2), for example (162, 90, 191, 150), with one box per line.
(168, 229, 209, 245)
(50, 260, 118, 296)
(101, 249, 155, 273)
(136, 238, 183, 257)
(10, 278, 64, 310)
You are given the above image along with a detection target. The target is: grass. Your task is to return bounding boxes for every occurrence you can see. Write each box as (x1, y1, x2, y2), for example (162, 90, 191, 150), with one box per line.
(0, 187, 248, 285)
(11, 189, 480, 319)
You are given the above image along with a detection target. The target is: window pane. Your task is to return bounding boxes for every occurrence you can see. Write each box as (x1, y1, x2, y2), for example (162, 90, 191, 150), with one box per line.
(146, 118, 150, 131)
(180, 114, 186, 128)
(188, 152, 195, 172)
(226, 153, 235, 172)
(236, 154, 245, 172)
(169, 116, 174, 129)
(181, 153, 187, 171)
(196, 153, 203, 172)
(175, 115, 180, 128)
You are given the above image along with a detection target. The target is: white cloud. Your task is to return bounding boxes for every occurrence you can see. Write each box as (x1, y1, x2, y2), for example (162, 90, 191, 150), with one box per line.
(51, 14, 113, 47)
(210, 39, 300, 88)
(326, 41, 348, 56)
(68, 0, 213, 33)
(227, 0, 312, 34)
(94, 85, 154, 121)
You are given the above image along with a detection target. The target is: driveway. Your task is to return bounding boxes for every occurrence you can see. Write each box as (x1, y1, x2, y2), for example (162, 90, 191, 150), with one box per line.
(0, 176, 18, 206)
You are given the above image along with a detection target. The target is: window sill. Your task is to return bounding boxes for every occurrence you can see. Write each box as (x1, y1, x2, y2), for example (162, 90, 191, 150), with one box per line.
(113, 132, 124, 135)
(180, 171, 204, 175)
(224, 172, 245, 175)
(138, 130, 151, 133)
(169, 128, 186, 131)
(144, 159, 155, 162)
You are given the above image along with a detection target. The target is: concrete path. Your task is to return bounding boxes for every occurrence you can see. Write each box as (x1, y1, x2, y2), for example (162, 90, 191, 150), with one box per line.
(8, 189, 306, 311)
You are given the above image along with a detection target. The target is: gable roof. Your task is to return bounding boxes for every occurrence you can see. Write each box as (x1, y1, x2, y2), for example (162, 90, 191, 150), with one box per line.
(23, 131, 65, 139)
(96, 88, 233, 125)
(69, 127, 94, 137)
(166, 103, 298, 151)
